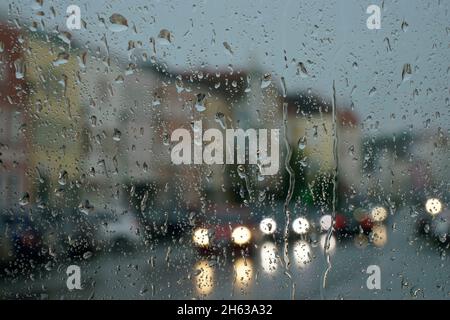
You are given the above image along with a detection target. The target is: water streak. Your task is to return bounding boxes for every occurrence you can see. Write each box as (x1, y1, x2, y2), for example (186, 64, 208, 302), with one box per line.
(321, 81, 338, 298)
(282, 102, 295, 299)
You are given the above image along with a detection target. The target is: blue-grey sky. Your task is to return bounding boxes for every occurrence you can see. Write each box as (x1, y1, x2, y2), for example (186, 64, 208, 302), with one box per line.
(2, 0, 449, 133)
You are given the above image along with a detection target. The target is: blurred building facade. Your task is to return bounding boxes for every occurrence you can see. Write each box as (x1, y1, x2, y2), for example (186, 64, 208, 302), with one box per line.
(1, 23, 446, 227)
(24, 31, 86, 211)
(0, 23, 29, 210)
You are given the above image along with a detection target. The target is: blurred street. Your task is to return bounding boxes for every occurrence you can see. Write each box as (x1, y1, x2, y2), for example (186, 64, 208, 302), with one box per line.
(1, 207, 449, 300)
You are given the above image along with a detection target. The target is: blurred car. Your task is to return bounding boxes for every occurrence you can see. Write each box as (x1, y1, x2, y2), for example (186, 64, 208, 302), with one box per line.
(0, 214, 15, 268)
(125, 182, 190, 239)
(94, 211, 142, 250)
(42, 206, 141, 259)
(191, 202, 322, 254)
(43, 208, 98, 260)
(333, 201, 391, 236)
(0, 210, 48, 272)
(191, 205, 259, 254)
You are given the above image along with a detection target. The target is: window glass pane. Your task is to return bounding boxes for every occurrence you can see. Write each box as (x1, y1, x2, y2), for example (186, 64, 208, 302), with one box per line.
(0, 0, 448, 300)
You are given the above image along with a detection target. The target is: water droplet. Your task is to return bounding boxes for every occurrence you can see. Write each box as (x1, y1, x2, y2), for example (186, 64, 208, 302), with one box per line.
(258, 190, 266, 202)
(410, 287, 423, 299)
(114, 75, 124, 84)
(152, 92, 161, 106)
(157, 29, 172, 45)
(113, 129, 122, 141)
(297, 62, 308, 77)
(109, 14, 128, 32)
(348, 145, 355, 157)
(58, 170, 68, 186)
(223, 41, 233, 55)
(14, 58, 25, 79)
(139, 286, 148, 296)
(261, 73, 271, 89)
(53, 52, 69, 66)
(215, 112, 226, 129)
(237, 165, 247, 179)
(244, 75, 251, 92)
(299, 157, 307, 167)
(19, 192, 30, 206)
(44, 261, 53, 271)
(162, 132, 170, 145)
(90, 115, 97, 127)
(83, 251, 93, 260)
(57, 31, 72, 45)
(298, 136, 307, 150)
(79, 200, 94, 215)
(78, 52, 87, 69)
(32, 0, 43, 10)
(175, 76, 184, 93)
(35, 167, 45, 183)
(312, 125, 318, 138)
(402, 63, 412, 81)
(195, 93, 206, 112)
(280, 77, 287, 97)
(401, 20, 409, 32)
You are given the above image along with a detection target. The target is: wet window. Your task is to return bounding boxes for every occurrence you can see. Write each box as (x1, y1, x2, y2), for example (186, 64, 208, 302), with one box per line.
(0, 0, 449, 300)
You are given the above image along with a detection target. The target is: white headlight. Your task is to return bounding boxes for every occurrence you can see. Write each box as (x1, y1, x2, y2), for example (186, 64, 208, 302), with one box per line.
(425, 198, 443, 215)
(292, 217, 310, 235)
(260, 218, 277, 235)
(231, 226, 252, 245)
(193, 228, 209, 247)
(319, 215, 332, 231)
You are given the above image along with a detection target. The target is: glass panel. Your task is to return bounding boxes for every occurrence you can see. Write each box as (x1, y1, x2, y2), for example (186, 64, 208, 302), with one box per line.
(0, 0, 448, 299)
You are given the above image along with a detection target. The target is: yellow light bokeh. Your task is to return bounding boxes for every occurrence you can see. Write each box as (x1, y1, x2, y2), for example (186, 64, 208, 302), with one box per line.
(194, 260, 214, 296)
(193, 228, 210, 247)
(371, 224, 388, 247)
(234, 258, 253, 290)
(370, 206, 388, 222)
(231, 226, 251, 246)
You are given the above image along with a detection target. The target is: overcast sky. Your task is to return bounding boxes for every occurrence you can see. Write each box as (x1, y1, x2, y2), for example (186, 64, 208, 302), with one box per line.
(1, 0, 448, 134)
